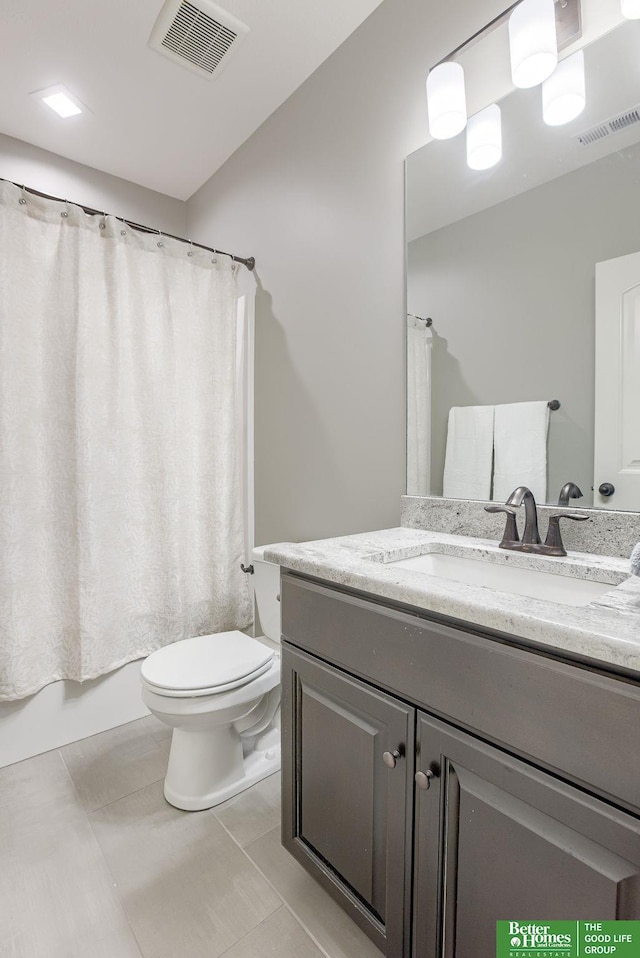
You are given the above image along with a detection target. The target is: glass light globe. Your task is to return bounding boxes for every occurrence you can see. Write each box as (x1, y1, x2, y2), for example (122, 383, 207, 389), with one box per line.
(621, 0, 640, 18)
(467, 104, 502, 170)
(543, 51, 586, 126)
(426, 62, 467, 140)
(509, 0, 558, 88)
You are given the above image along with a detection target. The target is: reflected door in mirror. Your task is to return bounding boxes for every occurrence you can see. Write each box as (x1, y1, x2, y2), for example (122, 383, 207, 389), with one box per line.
(595, 251, 640, 511)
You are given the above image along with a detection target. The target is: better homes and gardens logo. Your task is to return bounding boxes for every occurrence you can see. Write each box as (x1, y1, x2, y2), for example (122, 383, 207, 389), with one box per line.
(497, 921, 640, 958)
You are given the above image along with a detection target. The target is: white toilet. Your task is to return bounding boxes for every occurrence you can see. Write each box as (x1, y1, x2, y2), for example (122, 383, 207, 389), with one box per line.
(141, 547, 281, 811)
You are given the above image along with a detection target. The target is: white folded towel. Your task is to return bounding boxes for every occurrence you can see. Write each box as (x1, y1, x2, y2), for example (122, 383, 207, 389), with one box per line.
(443, 405, 495, 500)
(493, 401, 550, 503)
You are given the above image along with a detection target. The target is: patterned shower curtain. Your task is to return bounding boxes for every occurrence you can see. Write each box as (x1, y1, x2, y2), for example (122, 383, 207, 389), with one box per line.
(0, 181, 252, 700)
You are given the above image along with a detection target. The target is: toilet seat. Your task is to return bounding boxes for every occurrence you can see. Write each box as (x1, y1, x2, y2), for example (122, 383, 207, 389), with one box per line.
(141, 631, 275, 698)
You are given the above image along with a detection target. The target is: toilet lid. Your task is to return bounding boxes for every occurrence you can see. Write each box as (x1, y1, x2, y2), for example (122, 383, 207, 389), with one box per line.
(140, 631, 274, 692)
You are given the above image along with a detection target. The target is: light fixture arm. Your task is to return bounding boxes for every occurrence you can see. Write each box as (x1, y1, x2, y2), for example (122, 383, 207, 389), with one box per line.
(431, 1, 521, 71)
(430, 0, 581, 73)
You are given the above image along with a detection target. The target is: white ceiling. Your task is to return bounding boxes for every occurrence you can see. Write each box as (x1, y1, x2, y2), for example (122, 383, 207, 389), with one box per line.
(0, 0, 384, 200)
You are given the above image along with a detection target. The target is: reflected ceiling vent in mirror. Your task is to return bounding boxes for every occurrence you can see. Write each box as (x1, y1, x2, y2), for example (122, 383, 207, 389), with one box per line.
(149, 0, 249, 79)
(574, 106, 640, 146)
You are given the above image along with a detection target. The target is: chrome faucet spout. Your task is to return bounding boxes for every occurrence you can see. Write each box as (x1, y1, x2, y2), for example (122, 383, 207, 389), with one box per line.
(505, 486, 541, 546)
(558, 482, 583, 507)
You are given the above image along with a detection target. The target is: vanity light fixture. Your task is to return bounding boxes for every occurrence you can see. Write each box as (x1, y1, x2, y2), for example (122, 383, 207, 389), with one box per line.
(621, 0, 640, 17)
(34, 85, 83, 118)
(426, 61, 467, 140)
(466, 104, 502, 169)
(509, 0, 558, 88)
(425, 0, 581, 161)
(542, 49, 585, 125)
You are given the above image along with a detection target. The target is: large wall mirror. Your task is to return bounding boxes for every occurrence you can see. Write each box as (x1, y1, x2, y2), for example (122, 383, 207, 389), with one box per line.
(406, 5, 640, 512)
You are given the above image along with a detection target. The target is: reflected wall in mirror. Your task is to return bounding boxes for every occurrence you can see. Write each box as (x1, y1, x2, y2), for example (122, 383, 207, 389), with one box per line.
(406, 11, 640, 512)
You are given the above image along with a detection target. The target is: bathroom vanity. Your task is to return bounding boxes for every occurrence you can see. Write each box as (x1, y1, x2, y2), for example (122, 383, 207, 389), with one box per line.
(265, 528, 640, 958)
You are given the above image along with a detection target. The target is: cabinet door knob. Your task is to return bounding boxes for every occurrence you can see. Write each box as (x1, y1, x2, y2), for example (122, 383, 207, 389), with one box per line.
(415, 770, 434, 790)
(382, 749, 402, 769)
(598, 482, 615, 497)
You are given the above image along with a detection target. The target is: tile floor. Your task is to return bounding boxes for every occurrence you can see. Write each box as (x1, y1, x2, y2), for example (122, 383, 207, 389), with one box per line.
(0, 716, 383, 958)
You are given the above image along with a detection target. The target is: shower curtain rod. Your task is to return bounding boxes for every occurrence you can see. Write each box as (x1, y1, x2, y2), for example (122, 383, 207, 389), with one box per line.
(5, 178, 256, 271)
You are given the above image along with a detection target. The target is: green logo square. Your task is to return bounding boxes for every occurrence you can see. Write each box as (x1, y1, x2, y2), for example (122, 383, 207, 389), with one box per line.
(497, 921, 640, 958)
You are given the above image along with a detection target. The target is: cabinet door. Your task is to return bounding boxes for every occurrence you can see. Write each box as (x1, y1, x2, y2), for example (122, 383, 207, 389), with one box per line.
(282, 643, 415, 957)
(415, 713, 640, 958)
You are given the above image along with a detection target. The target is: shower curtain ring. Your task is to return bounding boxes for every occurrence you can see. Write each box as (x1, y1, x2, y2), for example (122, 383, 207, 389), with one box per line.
(157, 229, 164, 249)
(19, 185, 27, 205)
(187, 240, 194, 257)
(60, 199, 70, 219)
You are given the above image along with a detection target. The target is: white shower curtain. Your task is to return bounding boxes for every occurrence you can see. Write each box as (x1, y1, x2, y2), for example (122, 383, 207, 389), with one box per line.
(0, 181, 252, 700)
(406, 315, 433, 496)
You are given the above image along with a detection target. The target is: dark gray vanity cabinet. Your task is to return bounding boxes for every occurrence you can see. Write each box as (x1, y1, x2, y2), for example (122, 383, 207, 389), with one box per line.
(415, 714, 640, 958)
(281, 644, 414, 956)
(280, 570, 640, 958)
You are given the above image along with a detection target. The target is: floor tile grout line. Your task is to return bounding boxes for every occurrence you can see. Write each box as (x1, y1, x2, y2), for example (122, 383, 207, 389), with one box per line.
(212, 904, 290, 958)
(208, 800, 282, 850)
(85, 775, 281, 958)
(135, 717, 172, 750)
(3, 735, 363, 958)
(56, 717, 169, 811)
(57, 747, 85, 805)
(214, 818, 339, 958)
(85, 784, 284, 958)
(57, 745, 147, 958)
(82, 773, 168, 815)
(140, 716, 172, 748)
(12, 728, 366, 958)
(84, 792, 148, 958)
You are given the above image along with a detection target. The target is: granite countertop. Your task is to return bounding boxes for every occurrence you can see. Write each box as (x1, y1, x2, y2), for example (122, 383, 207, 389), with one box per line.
(264, 527, 640, 677)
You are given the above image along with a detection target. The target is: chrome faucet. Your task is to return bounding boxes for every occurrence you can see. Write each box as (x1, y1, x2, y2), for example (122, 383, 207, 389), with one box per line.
(485, 484, 590, 557)
(484, 485, 542, 551)
(505, 486, 541, 547)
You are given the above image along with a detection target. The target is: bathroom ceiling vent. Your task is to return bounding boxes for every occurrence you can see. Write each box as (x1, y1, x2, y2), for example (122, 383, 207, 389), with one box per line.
(574, 106, 640, 147)
(149, 0, 249, 80)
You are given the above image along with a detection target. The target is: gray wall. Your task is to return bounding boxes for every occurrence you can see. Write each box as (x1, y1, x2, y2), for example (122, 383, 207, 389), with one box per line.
(408, 142, 640, 504)
(186, 0, 507, 546)
(0, 133, 186, 235)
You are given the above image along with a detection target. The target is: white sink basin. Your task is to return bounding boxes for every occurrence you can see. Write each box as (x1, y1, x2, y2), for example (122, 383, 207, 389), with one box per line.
(390, 552, 612, 607)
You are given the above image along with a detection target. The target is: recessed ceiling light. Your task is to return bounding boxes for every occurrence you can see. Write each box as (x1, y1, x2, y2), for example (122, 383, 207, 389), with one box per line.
(32, 85, 84, 118)
(43, 92, 81, 117)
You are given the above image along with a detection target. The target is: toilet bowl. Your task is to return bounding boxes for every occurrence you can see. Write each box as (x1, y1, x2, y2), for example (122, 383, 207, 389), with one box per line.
(141, 547, 281, 811)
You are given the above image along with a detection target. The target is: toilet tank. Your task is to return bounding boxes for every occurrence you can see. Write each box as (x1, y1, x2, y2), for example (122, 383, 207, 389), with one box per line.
(251, 546, 281, 643)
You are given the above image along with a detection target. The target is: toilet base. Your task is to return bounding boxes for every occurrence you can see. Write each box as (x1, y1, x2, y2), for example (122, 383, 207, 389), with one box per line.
(163, 726, 281, 811)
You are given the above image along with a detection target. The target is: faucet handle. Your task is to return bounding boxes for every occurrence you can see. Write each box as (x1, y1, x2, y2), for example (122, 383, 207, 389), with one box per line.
(485, 504, 519, 549)
(544, 510, 589, 556)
